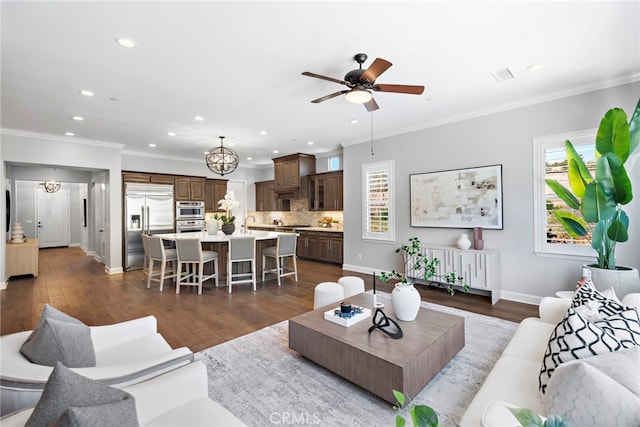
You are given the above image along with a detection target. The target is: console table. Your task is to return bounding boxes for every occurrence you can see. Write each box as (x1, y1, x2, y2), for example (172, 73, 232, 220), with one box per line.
(5, 239, 39, 281)
(407, 245, 500, 304)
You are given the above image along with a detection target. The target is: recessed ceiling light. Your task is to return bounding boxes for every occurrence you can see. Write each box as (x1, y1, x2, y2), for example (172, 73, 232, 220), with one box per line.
(349, 119, 358, 124)
(71, 116, 84, 121)
(203, 151, 209, 155)
(527, 63, 544, 72)
(65, 132, 75, 136)
(79, 90, 94, 97)
(149, 144, 156, 148)
(259, 131, 267, 135)
(194, 115, 204, 121)
(247, 157, 253, 161)
(167, 132, 176, 136)
(307, 141, 314, 145)
(116, 38, 136, 48)
(273, 150, 279, 154)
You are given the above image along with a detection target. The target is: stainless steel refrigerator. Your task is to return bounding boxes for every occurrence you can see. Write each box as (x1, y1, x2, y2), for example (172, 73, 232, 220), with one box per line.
(124, 183, 174, 271)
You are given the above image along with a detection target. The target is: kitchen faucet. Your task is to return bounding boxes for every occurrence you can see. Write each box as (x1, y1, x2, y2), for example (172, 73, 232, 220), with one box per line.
(243, 216, 256, 232)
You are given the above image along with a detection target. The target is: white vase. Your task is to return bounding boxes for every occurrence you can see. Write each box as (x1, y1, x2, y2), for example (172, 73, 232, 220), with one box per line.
(456, 233, 471, 250)
(583, 264, 640, 299)
(206, 220, 219, 235)
(391, 283, 421, 321)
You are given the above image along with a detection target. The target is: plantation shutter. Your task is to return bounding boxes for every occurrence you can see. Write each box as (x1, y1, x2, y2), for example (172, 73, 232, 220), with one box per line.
(362, 160, 394, 241)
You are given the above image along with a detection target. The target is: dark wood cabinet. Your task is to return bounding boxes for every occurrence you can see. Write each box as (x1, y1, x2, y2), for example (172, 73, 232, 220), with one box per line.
(175, 177, 205, 201)
(297, 230, 341, 264)
(255, 180, 276, 212)
(309, 171, 343, 211)
(150, 175, 176, 185)
(205, 179, 228, 212)
(122, 172, 151, 183)
(273, 153, 315, 198)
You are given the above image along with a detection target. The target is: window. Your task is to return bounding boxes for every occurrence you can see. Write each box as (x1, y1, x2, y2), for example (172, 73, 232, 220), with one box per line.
(533, 129, 597, 260)
(362, 160, 394, 241)
(328, 156, 340, 171)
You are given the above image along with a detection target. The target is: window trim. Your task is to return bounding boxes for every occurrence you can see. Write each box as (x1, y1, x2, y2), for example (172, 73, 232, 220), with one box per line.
(328, 156, 340, 171)
(362, 160, 395, 242)
(533, 128, 598, 261)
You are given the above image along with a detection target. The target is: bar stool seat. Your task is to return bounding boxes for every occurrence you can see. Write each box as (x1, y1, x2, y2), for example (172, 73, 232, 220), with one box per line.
(227, 236, 257, 294)
(175, 239, 218, 295)
(147, 236, 178, 292)
(262, 234, 298, 286)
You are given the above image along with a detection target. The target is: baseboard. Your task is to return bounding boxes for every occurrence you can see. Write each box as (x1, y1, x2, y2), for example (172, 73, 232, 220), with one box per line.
(342, 264, 380, 276)
(105, 266, 123, 275)
(0, 280, 7, 290)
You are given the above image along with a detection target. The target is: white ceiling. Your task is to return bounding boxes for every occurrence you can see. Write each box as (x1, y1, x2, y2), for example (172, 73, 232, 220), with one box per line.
(2, 1, 639, 168)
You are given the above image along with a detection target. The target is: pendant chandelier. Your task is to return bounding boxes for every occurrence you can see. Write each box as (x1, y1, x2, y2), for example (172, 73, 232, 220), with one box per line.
(40, 181, 61, 193)
(205, 136, 239, 176)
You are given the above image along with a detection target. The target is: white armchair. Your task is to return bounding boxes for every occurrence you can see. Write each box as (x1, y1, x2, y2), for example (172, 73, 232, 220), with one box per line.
(0, 361, 246, 426)
(0, 315, 193, 415)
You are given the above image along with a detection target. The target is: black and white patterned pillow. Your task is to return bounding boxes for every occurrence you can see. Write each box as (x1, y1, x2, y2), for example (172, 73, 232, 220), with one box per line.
(539, 307, 623, 393)
(594, 307, 640, 347)
(572, 281, 625, 317)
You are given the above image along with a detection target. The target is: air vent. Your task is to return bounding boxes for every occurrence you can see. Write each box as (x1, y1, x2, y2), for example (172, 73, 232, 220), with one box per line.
(490, 67, 515, 83)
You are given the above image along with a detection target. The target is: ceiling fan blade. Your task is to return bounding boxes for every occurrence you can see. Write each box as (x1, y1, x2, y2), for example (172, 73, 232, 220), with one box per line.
(361, 58, 392, 83)
(311, 90, 349, 103)
(302, 71, 348, 86)
(373, 84, 425, 95)
(364, 97, 379, 112)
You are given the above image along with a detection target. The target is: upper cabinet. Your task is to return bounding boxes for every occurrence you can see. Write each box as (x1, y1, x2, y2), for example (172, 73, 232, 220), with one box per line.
(309, 171, 343, 211)
(122, 172, 175, 185)
(272, 153, 315, 199)
(175, 177, 205, 201)
(204, 179, 228, 212)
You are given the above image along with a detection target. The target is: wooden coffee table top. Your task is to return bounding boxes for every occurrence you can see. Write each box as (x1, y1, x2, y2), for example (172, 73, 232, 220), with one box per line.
(289, 292, 465, 367)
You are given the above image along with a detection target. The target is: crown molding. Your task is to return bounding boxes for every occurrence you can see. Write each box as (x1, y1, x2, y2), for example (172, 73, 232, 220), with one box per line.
(1, 128, 125, 149)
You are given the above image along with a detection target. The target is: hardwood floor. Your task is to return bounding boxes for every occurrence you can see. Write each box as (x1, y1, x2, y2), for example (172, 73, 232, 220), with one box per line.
(1, 247, 538, 353)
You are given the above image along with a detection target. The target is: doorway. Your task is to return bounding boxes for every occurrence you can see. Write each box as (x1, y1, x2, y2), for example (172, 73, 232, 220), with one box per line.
(36, 185, 70, 248)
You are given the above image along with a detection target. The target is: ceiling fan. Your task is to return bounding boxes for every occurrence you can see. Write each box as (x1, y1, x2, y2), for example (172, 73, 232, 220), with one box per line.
(302, 53, 425, 112)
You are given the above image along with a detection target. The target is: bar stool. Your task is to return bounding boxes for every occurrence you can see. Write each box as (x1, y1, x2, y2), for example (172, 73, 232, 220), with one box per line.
(261, 234, 298, 286)
(141, 233, 151, 284)
(227, 236, 256, 294)
(147, 236, 178, 292)
(175, 239, 219, 295)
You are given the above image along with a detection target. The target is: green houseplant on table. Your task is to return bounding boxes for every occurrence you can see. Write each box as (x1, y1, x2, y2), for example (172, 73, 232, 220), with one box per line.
(379, 237, 469, 321)
(546, 99, 640, 296)
(214, 190, 240, 235)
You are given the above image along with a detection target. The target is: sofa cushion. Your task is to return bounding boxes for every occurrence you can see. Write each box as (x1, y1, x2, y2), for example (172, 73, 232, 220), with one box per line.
(572, 281, 625, 316)
(25, 362, 138, 427)
(20, 305, 96, 368)
(539, 307, 623, 393)
(543, 347, 640, 426)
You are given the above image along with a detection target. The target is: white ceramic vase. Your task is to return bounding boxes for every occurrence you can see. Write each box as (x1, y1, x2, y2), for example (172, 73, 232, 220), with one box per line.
(206, 219, 219, 235)
(456, 233, 471, 250)
(391, 283, 421, 321)
(11, 223, 24, 243)
(583, 264, 640, 299)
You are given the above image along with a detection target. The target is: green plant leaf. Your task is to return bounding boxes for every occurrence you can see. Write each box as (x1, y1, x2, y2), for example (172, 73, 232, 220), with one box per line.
(591, 220, 608, 268)
(596, 153, 633, 205)
(607, 218, 629, 243)
(628, 98, 640, 157)
(552, 211, 588, 237)
(393, 390, 406, 408)
(411, 405, 438, 427)
(581, 181, 616, 223)
(395, 414, 407, 427)
(565, 141, 592, 197)
(544, 414, 571, 427)
(545, 179, 580, 209)
(596, 108, 630, 162)
(508, 408, 544, 427)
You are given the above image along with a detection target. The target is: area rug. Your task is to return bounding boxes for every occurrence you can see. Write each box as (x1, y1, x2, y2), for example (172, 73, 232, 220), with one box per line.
(198, 293, 519, 426)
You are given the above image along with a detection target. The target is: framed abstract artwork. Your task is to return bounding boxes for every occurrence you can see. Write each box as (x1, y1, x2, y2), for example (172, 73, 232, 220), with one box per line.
(410, 164, 503, 229)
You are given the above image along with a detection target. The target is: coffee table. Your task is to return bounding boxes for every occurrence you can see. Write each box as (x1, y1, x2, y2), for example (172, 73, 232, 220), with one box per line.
(288, 293, 465, 404)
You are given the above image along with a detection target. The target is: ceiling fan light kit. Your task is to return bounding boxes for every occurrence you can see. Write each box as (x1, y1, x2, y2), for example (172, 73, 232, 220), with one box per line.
(302, 53, 425, 111)
(206, 136, 239, 176)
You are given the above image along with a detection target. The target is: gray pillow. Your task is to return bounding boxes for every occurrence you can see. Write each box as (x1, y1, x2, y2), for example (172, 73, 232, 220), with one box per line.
(544, 347, 640, 426)
(26, 362, 138, 427)
(20, 304, 96, 367)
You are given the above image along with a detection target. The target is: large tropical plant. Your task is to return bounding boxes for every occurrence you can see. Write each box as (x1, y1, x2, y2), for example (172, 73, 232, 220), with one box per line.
(546, 98, 640, 269)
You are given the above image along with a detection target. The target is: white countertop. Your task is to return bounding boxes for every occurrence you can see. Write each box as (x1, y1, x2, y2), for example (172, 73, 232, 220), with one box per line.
(155, 230, 295, 242)
(248, 224, 343, 233)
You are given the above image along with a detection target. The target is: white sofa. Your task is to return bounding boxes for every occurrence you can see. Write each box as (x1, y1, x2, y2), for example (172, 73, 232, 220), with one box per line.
(0, 315, 193, 415)
(0, 360, 246, 426)
(459, 292, 640, 426)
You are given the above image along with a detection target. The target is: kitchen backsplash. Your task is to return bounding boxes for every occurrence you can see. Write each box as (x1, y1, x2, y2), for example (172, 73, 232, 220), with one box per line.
(248, 199, 343, 229)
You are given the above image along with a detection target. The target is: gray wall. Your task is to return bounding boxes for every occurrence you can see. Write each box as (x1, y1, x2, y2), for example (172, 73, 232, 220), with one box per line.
(343, 82, 640, 303)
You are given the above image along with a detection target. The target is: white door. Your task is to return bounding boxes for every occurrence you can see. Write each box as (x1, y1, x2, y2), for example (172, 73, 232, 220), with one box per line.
(36, 187, 70, 248)
(93, 179, 107, 264)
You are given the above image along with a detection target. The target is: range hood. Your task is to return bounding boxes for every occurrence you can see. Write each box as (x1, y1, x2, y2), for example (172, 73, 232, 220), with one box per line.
(273, 153, 315, 199)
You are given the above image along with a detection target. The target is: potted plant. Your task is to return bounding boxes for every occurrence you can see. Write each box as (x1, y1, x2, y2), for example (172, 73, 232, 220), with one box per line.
(546, 98, 640, 296)
(379, 237, 469, 321)
(215, 190, 240, 235)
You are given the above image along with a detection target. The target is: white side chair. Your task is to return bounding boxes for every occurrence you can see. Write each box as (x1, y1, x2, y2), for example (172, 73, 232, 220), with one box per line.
(313, 282, 344, 309)
(338, 276, 365, 298)
(227, 236, 256, 294)
(141, 234, 151, 284)
(175, 239, 219, 295)
(261, 233, 298, 286)
(147, 236, 178, 292)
